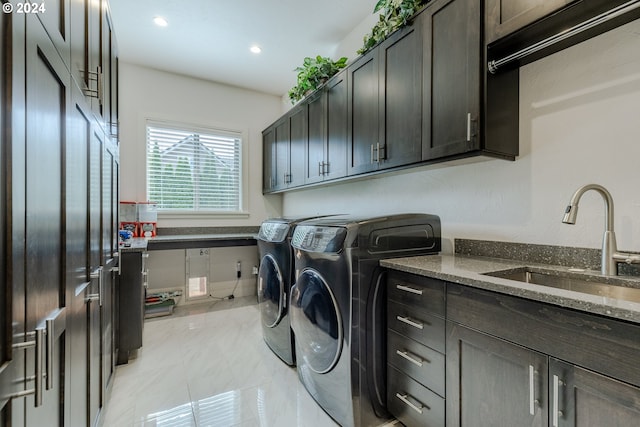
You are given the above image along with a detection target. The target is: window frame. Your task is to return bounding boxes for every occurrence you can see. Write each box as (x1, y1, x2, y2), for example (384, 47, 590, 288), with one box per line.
(145, 118, 250, 219)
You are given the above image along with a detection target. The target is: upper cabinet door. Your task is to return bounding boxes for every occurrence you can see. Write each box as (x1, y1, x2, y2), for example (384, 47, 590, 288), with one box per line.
(70, 0, 90, 95)
(288, 105, 306, 188)
(485, 0, 579, 45)
(423, 0, 481, 161)
(36, 0, 71, 65)
(101, 4, 118, 137)
(377, 18, 423, 170)
(262, 127, 276, 193)
(305, 91, 326, 185)
(324, 73, 348, 181)
(274, 119, 290, 190)
(347, 49, 379, 176)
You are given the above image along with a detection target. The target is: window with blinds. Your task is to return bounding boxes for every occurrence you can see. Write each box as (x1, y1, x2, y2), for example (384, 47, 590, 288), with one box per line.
(146, 122, 242, 212)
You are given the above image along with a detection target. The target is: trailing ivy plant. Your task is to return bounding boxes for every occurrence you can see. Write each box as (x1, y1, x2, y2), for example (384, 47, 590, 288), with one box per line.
(358, 0, 427, 55)
(288, 55, 348, 103)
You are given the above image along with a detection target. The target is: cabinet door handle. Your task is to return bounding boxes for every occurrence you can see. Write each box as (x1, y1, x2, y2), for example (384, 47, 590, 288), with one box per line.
(396, 284, 423, 295)
(370, 144, 375, 163)
(34, 327, 44, 406)
(396, 315, 424, 330)
(396, 349, 427, 367)
(396, 392, 428, 414)
(553, 374, 565, 427)
(88, 266, 103, 306)
(529, 365, 540, 415)
(318, 161, 323, 176)
(378, 142, 386, 161)
(466, 112, 472, 142)
(97, 66, 103, 106)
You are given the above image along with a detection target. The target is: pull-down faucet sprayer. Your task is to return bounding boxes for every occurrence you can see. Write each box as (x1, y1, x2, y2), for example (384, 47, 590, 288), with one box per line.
(562, 184, 640, 276)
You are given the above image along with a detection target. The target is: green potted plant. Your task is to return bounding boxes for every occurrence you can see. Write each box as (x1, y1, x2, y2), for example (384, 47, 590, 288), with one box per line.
(288, 55, 348, 103)
(358, 0, 427, 55)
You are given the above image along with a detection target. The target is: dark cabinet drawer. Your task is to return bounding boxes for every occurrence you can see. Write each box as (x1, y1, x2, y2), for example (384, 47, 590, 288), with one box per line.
(388, 364, 445, 427)
(387, 271, 445, 316)
(388, 300, 445, 353)
(388, 329, 445, 397)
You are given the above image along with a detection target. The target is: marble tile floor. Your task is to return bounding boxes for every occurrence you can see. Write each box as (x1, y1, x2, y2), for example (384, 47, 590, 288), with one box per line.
(100, 296, 389, 427)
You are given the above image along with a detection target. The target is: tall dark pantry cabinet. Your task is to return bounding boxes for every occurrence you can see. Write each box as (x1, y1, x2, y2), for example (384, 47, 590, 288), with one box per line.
(1, 0, 119, 426)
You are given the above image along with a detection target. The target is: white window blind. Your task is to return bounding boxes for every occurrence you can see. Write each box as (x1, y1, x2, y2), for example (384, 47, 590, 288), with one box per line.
(146, 123, 242, 212)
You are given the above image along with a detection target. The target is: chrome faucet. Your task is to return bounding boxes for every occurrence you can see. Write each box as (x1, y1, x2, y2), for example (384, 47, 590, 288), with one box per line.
(562, 184, 640, 276)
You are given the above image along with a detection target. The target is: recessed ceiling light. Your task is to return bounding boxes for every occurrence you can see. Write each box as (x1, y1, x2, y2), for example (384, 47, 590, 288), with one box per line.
(250, 45, 262, 54)
(153, 16, 168, 27)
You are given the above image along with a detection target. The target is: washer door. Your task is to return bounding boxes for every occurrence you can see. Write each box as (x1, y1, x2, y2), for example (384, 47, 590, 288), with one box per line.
(257, 254, 284, 328)
(290, 268, 342, 374)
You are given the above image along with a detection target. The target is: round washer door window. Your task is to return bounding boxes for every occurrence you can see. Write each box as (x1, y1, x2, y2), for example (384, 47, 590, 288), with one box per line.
(290, 268, 342, 374)
(257, 254, 284, 328)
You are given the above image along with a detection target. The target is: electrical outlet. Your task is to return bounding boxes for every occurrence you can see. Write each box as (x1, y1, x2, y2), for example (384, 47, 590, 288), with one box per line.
(236, 261, 242, 278)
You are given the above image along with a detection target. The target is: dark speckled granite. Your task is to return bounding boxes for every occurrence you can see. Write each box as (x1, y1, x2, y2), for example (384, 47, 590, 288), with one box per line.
(455, 239, 600, 268)
(381, 253, 640, 324)
(455, 238, 640, 276)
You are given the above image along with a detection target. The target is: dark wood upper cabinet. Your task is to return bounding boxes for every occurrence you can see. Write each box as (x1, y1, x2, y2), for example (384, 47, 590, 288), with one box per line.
(305, 91, 326, 184)
(274, 118, 289, 191)
(347, 49, 379, 176)
(325, 73, 348, 181)
(423, 0, 482, 161)
(486, 0, 640, 71)
(288, 105, 306, 188)
(348, 21, 423, 176)
(378, 20, 423, 170)
(37, 0, 71, 66)
(305, 71, 348, 185)
(262, 105, 306, 192)
(70, 0, 118, 137)
(262, 126, 277, 193)
(485, 0, 578, 45)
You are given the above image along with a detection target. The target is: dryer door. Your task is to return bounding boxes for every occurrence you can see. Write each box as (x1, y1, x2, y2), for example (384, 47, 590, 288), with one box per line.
(258, 254, 284, 328)
(290, 268, 343, 374)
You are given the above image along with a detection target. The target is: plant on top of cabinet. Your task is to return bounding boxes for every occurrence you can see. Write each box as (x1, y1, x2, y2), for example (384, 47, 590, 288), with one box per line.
(358, 0, 428, 55)
(288, 55, 348, 103)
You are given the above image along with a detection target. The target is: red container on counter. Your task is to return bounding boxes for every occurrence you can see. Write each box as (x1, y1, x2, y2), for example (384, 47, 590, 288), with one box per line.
(119, 201, 138, 237)
(137, 202, 158, 237)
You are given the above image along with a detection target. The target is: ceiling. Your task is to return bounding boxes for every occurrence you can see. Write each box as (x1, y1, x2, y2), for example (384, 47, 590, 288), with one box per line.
(108, 0, 376, 97)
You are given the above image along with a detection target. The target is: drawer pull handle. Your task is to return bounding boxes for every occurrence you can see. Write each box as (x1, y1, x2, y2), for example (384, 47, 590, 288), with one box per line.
(396, 349, 427, 367)
(396, 392, 428, 414)
(397, 315, 424, 330)
(396, 284, 423, 295)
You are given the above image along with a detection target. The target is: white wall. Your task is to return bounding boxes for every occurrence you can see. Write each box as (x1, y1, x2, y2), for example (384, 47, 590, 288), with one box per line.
(119, 62, 284, 227)
(282, 20, 640, 255)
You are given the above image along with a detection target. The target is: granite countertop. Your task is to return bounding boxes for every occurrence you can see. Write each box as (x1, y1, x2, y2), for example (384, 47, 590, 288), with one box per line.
(381, 254, 640, 324)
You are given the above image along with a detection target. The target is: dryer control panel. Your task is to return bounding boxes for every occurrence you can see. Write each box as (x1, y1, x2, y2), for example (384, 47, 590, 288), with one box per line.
(292, 226, 347, 253)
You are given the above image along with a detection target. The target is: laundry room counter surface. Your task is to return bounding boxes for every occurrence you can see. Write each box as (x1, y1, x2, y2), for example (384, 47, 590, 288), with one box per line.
(146, 233, 257, 250)
(381, 254, 640, 324)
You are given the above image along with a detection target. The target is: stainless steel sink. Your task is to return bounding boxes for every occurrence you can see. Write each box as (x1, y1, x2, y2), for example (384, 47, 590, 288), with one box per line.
(482, 267, 640, 303)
